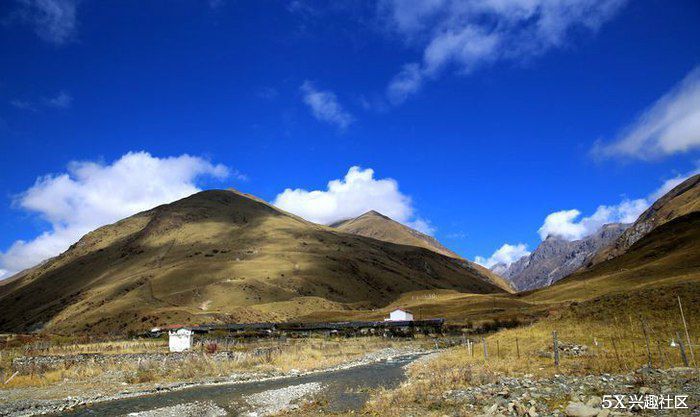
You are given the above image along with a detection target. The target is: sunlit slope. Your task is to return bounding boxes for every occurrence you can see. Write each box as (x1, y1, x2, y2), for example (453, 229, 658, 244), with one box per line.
(305, 212, 700, 326)
(334, 210, 515, 292)
(333, 211, 461, 258)
(589, 173, 700, 266)
(0, 189, 504, 334)
(529, 211, 700, 303)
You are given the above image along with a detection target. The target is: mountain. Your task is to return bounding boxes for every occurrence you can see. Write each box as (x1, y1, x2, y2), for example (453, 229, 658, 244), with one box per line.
(305, 210, 700, 326)
(332, 210, 515, 292)
(495, 223, 628, 291)
(332, 210, 459, 258)
(0, 189, 504, 335)
(588, 174, 700, 266)
(311, 192, 700, 326)
(545, 210, 700, 302)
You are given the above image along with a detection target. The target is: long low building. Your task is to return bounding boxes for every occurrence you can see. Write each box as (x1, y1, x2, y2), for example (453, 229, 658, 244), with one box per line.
(192, 318, 444, 333)
(150, 318, 445, 340)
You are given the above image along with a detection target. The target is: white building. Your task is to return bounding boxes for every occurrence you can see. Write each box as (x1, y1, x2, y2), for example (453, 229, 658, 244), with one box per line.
(168, 328, 193, 352)
(385, 308, 414, 322)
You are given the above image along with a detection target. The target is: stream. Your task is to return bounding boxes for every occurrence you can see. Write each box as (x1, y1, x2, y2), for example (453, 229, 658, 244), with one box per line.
(55, 353, 426, 416)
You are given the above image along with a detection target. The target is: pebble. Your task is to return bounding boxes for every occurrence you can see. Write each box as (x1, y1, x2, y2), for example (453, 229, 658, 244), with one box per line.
(243, 382, 322, 416)
(444, 366, 698, 417)
(564, 402, 599, 417)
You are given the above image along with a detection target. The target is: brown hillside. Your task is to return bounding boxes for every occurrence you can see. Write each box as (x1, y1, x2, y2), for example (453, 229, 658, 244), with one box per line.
(0, 189, 504, 335)
(530, 211, 700, 303)
(333, 211, 515, 292)
(307, 212, 700, 326)
(333, 211, 460, 258)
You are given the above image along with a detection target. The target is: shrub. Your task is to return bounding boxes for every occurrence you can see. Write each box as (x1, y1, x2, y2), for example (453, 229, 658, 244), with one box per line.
(204, 342, 219, 354)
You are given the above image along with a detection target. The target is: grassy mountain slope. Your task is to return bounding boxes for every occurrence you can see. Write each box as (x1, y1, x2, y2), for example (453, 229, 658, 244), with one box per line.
(529, 211, 700, 303)
(333, 211, 460, 258)
(308, 212, 700, 326)
(589, 173, 700, 266)
(333, 211, 515, 292)
(0, 189, 504, 335)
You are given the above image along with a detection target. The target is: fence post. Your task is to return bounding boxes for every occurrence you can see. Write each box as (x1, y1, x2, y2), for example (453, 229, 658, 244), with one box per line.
(496, 340, 500, 359)
(678, 296, 697, 367)
(553, 330, 559, 367)
(656, 340, 665, 369)
(4, 371, 19, 385)
(677, 332, 689, 367)
(482, 336, 488, 360)
(468, 339, 473, 357)
(612, 337, 625, 370)
(640, 317, 653, 368)
(516, 337, 520, 359)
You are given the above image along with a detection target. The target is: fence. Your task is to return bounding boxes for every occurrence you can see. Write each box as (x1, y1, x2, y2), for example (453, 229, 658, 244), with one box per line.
(458, 295, 698, 372)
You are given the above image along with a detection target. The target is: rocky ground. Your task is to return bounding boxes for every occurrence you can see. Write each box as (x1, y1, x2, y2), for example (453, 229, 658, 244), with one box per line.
(438, 367, 698, 416)
(126, 401, 228, 417)
(242, 382, 322, 416)
(0, 347, 425, 416)
(2, 346, 697, 416)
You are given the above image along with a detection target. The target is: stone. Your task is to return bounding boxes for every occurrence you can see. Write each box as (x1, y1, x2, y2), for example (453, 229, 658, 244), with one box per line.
(564, 402, 600, 417)
(586, 396, 602, 407)
(497, 389, 510, 398)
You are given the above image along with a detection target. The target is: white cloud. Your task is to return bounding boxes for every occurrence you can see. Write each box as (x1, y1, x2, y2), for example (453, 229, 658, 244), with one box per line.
(10, 91, 73, 111)
(593, 67, 700, 159)
(273, 166, 434, 234)
(0, 269, 7, 279)
(406, 218, 436, 236)
(650, 167, 700, 200)
(475, 243, 530, 269)
(537, 200, 646, 240)
(538, 167, 700, 240)
(44, 91, 72, 108)
(380, 0, 627, 103)
(476, 167, 699, 269)
(16, 0, 78, 45)
(300, 81, 354, 129)
(0, 152, 230, 278)
(10, 100, 36, 111)
(387, 63, 424, 105)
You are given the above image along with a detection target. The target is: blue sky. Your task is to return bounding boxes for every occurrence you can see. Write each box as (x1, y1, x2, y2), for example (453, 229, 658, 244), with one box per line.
(1, 0, 699, 277)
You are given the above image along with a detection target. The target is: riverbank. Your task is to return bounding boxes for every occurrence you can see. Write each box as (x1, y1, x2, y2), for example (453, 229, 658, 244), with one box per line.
(365, 361, 699, 416)
(0, 345, 430, 416)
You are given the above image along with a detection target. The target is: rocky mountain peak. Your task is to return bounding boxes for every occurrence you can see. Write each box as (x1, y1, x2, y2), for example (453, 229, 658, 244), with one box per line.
(493, 223, 628, 291)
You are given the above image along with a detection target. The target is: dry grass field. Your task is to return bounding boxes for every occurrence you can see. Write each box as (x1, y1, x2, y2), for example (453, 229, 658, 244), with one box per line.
(364, 288, 699, 416)
(0, 336, 427, 391)
(360, 213, 700, 415)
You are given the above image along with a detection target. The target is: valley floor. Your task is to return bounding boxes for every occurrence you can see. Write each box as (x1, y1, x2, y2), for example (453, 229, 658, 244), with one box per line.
(2, 278, 699, 416)
(0, 337, 431, 416)
(1, 325, 698, 416)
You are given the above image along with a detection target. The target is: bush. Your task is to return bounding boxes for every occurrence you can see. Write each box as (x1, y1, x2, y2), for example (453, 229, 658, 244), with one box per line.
(204, 342, 219, 354)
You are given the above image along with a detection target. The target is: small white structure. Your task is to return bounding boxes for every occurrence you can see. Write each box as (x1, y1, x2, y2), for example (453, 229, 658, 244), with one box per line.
(168, 328, 193, 352)
(385, 308, 414, 322)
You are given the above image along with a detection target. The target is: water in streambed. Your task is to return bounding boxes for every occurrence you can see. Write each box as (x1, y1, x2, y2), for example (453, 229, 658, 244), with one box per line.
(56, 353, 425, 416)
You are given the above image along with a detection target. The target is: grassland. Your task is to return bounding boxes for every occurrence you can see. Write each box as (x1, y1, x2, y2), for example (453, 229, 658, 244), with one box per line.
(358, 213, 700, 415)
(0, 337, 432, 401)
(0, 336, 428, 392)
(363, 286, 700, 416)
